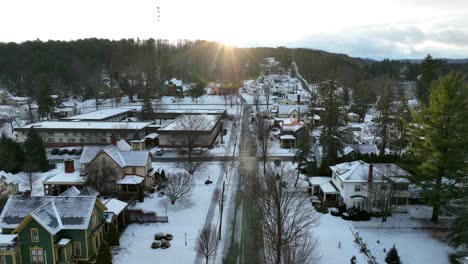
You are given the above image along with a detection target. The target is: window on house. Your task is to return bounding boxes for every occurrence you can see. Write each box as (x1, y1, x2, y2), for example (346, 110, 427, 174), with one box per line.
(31, 247, 44, 264)
(31, 228, 39, 242)
(0, 255, 5, 264)
(47, 138, 55, 143)
(73, 242, 82, 257)
(132, 167, 137, 174)
(354, 185, 361, 192)
(58, 138, 63, 143)
(80, 138, 85, 143)
(64, 132, 68, 136)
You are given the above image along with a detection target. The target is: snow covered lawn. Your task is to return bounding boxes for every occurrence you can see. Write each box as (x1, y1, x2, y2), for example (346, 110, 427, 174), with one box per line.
(314, 212, 451, 264)
(356, 228, 451, 264)
(113, 162, 222, 263)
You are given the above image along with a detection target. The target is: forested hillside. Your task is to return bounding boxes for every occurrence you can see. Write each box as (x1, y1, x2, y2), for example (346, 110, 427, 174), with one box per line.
(1, 38, 466, 100)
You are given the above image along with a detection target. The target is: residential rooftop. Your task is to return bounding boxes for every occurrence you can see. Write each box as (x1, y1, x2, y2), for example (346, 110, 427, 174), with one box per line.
(61, 108, 135, 121)
(16, 121, 153, 131)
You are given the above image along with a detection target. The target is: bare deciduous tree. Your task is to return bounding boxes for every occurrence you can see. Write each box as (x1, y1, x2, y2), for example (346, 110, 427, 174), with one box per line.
(255, 164, 319, 264)
(164, 172, 195, 204)
(22, 160, 42, 193)
(365, 174, 408, 222)
(264, 81, 271, 109)
(254, 113, 271, 175)
(86, 160, 119, 194)
(213, 182, 226, 240)
(195, 225, 219, 264)
(175, 115, 210, 164)
(177, 160, 206, 176)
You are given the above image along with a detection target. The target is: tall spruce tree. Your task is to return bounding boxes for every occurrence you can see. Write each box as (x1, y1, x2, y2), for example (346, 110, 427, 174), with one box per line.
(140, 86, 154, 121)
(23, 128, 48, 172)
(0, 134, 24, 173)
(385, 245, 401, 264)
(410, 72, 468, 223)
(416, 54, 437, 105)
(351, 79, 376, 123)
(319, 77, 346, 166)
(376, 78, 396, 154)
(393, 96, 412, 158)
(96, 240, 112, 264)
(106, 223, 120, 246)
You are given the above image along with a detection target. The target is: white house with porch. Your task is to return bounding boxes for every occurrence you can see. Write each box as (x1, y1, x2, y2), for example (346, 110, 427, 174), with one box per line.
(330, 160, 411, 211)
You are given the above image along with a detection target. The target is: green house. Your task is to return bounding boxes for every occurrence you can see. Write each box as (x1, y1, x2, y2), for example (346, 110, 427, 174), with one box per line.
(0, 195, 107, 264)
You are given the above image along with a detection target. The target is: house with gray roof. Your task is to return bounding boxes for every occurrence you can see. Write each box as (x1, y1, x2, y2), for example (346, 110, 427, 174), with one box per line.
(0, 194, 107, 264)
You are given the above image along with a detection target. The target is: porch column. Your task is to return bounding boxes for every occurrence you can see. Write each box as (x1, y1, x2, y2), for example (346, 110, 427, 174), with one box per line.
(323, 193, 327, 205)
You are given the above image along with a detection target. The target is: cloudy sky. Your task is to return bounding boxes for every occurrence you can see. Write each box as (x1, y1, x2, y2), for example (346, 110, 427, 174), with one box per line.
(1, 0, 467, 59)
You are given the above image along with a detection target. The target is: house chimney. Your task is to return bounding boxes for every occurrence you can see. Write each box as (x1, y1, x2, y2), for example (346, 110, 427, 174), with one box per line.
(297, 94, 300, 104)
(64, 159, 74, 173)
(110, 135, 117, 145)
(368, 164, 373, 183)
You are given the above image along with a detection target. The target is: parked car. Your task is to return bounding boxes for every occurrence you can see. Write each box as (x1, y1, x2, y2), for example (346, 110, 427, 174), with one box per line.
(193, 148, 204, 155)
(76, 149, 83, 155)
(50, 148, 59, 155)
(58, 149, 68, 155)
(153, 148, 164, 156)
(68, 149, 77, 155)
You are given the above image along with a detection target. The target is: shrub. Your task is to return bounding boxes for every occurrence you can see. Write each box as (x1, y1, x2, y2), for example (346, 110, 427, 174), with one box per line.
(151, 241, 161, 249)
(96, 241, 112, 264)
(161, 240, 171, 249)
(330, 208, 341, 217)
(106, 223, 120, 246)
(138, 187, 144, 203)
(154, 233, 165, 240)
(314, 204, 329, 214)
(165, 234, 173, 241)
(385, 245, 401, 264)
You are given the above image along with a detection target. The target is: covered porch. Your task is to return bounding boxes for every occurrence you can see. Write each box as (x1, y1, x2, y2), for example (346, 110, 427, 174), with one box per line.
(55, 238, 73, 264)
(279, 134, 296, 148)
(117, 175, 144, 201)
(310, 177, 340, 207)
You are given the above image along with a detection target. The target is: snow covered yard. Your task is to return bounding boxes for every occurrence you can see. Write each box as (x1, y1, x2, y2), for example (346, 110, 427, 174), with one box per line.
(113, 162, 222, 263)
(356, 228, 451, 264)
(314, 212, 451, 264)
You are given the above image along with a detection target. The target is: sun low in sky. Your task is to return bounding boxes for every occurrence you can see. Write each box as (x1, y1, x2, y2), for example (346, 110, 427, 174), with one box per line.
(1, 0, 467, 59)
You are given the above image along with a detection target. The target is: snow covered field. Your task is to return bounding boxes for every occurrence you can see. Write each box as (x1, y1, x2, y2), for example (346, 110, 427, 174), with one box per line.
(314, 213, 451, 264)
(113, 162, 222, 264)
(357, 228, 451, 264)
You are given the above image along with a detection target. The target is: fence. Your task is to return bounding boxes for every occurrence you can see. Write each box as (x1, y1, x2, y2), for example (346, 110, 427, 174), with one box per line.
(125, 209, 169, 224)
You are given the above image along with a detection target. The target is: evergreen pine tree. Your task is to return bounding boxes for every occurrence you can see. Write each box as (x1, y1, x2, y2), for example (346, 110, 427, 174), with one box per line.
(293, 127, 312, 186)
(350, 255, 357, 264)
(416, 54, 437, 105)
(393, 96, 411, 158)
(351, 79, 376, 123)
(0, 134, 24, 173)
(96, 240, 112, 264)
(140, 86, 154, 121)
(410, 72, 468, 223)
(23, 128, 48, 172)
(107, 223, 120, 246)
(376, 77, 396, 154)
(385, 245, 401, 264)
(319, 76, 346, 166)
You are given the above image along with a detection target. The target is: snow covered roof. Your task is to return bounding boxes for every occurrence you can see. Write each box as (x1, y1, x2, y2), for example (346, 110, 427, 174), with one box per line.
(62, 108, 133, 121)
(102, 146, 149, 167)
(0, 234, 17, 246)
(116, 139, 132, 151)
(309, 177, 332, 186)
(0, 170, 19, 185)
(117, 175, 144, 185)
(278, 105, 309, 115)
(30, 201, 63, 235)
(280, 117, 304, 132)
(102, 198, 128, 215)
(57, 238, 71, 247)
(43, 170, 86, 185)
(18, 121, 152, 131)
(144, 133, 159, 139)
(59, 186, 81, 197)
(280, 135, 296, 140)
(80, 145, 149, 167)
(165, 77, 182, 86)
(330, 160, 411, 183)
(0, 195, 101, 230)
(351, 144, 379, 155)
(320, 181, 340, 194)
(159, 114, 220, 132)
(79, 186, 99, 197)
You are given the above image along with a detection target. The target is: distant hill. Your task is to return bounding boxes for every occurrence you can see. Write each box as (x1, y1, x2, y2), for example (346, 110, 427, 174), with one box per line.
(398, 58, 468, 64)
